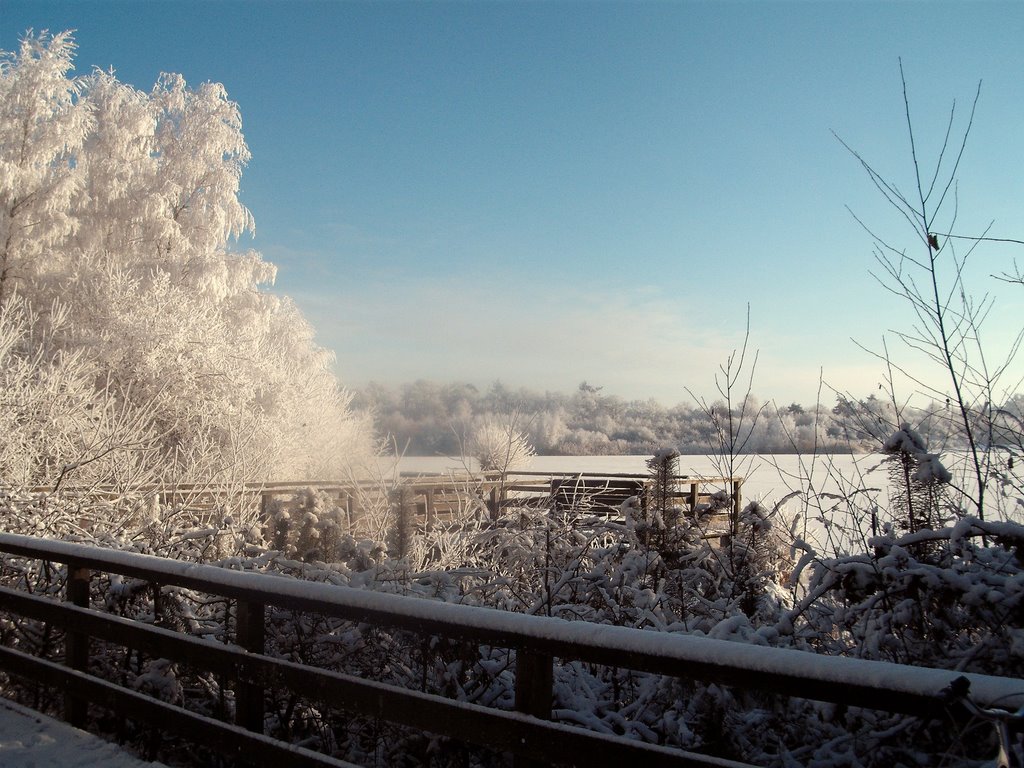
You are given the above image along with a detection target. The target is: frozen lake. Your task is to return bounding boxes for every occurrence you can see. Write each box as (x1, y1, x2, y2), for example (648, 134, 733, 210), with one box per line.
(384, 452, 889, 504)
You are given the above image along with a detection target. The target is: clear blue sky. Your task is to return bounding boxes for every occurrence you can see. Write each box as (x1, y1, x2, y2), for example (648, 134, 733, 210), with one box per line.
(4, 1, 1023, 406)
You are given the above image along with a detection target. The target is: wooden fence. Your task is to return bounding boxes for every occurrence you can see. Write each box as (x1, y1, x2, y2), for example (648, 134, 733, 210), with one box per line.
(15, 470, 744, 539)
(0, 534, 1020, 767)
(256, 471, 742, 533)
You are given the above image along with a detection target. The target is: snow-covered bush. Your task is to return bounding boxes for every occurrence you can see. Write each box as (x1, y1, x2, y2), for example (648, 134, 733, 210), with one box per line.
(467, 415, 535, 473)
(386, 484, 418, 562)
(883, 423, 951, 545)
(264, 488, 355, 564)
(785, 517, 1024, 675)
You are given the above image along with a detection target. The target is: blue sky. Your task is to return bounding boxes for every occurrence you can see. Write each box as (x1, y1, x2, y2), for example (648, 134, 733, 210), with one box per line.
(4, 1, 1023, 406)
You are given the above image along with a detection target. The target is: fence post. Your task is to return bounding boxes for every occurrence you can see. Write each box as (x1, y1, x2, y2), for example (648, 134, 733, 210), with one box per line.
(732, 478, 744, 519)
(65, 562, 91, 727)
(488, 485, 500, 521)
(345, 491, 359, 537)
(424, 488, 436, 530)
(689, 481, 699, 512)
(514, 647, 552, 768)
(235, 599, 265, 733)
(152, 583, 163, 627)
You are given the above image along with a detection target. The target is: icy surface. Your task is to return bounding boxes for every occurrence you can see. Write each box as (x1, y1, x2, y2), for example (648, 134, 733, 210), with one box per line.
(0, 697, 160, 767)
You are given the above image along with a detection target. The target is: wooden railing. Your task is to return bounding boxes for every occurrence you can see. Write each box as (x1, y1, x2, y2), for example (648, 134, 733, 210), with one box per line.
(0, 534, 1020, 767)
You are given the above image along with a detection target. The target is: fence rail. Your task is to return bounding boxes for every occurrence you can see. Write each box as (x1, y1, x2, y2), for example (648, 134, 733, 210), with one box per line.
(0, 534, 1020, 767)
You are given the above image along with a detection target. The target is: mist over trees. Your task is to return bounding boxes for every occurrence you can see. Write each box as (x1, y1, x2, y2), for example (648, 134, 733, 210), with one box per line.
(0, 31, 371, 489)
(354, 378, 986, 456)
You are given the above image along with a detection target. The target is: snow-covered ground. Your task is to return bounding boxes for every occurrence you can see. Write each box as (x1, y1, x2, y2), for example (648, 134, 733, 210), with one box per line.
(0, 698, 159, 768)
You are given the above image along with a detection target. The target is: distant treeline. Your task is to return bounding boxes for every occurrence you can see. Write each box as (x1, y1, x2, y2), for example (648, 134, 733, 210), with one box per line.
(353, 380, 1007, 456)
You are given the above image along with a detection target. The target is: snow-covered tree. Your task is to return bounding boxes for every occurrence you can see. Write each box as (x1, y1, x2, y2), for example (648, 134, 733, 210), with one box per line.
(0, 30, 92, 304)
(0, 30, 372, 493)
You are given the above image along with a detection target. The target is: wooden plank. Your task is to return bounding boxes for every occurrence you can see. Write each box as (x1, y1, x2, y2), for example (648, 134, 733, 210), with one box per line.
(424, 488, 436, 529)
(0, 578, 951, 718)
(515, 649, 553, 768)
(235, 599, 265, 733)
(19, 475, 740, 496)
(1, 535, 1016, 714)
(502, 472, 734, 483)
(515, 648, 553, 719)
(550, 477, 646, 514)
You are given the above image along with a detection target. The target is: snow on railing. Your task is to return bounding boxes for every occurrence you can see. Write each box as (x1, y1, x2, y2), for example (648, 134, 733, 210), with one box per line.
(0, 533, 1019, 767)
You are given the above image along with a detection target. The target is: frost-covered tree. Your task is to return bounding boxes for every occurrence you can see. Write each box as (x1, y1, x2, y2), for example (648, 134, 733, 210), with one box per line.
(0, 30, 372, 492)
(0, 31, 92, 304)
(0, 295, 163, 490)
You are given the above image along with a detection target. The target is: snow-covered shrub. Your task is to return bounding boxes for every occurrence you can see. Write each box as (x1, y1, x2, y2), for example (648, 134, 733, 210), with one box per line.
(630, 447, 682, 553)
(133, 659, 183, 705)
(785, 517, 1024, 675)
(386, 484, 417, 562)
(883, 423, 951, 546)
(468, 416, 535, 473)
(263, 488, 384, 571)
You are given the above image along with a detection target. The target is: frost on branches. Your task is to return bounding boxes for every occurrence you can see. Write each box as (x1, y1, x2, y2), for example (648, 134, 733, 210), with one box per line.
(467, 415, 536, 473)
(0, 31, 372, 492)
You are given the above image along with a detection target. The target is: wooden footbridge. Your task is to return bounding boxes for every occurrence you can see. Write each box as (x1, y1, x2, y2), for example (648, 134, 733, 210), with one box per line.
(21, 469, 744, 543)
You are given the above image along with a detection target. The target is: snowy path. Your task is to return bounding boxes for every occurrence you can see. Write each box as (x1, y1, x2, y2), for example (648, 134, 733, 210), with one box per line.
(0, 698, 160, 767)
